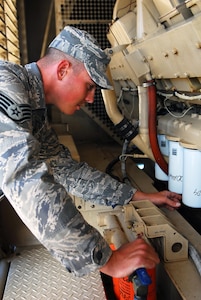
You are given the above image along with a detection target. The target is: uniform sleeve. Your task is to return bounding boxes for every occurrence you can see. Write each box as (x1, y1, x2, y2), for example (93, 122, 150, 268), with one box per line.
(52, 154, 137, 207)
(46, 130, 137, 207)
(0, 111, 113, 277)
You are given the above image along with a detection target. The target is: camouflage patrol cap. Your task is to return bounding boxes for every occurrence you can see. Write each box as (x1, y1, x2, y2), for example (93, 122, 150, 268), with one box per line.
(48, 26, 113, 90)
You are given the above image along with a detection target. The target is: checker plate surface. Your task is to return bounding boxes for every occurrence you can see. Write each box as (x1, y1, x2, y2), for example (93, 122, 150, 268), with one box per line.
(3, 246, 106, 300)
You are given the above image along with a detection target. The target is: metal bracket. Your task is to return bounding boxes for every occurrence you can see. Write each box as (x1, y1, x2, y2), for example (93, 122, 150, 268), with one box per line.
(123, 201, 188, 262)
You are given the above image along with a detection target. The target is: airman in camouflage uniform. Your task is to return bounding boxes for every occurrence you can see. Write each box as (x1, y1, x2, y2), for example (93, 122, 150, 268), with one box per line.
(0, 26, 136, 276)
(0, 26, 180, 278)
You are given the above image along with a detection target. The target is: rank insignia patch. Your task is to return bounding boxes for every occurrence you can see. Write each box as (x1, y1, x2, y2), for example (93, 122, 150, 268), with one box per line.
(0, 93, 31, 123)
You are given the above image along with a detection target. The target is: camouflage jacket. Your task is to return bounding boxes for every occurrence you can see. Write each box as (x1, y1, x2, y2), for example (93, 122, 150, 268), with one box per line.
(0, 61, 136, 276)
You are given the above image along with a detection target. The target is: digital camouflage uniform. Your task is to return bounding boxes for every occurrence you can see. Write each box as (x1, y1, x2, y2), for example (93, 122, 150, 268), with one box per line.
(0, 27, 137, 277)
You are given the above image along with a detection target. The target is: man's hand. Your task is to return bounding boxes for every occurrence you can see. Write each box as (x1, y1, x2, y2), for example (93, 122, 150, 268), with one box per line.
(100, 238, 160, 278)
(132, 190, 182, 210)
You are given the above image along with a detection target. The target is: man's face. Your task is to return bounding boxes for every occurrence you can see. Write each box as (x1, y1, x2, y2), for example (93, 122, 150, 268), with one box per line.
(52, 62, 97, 115)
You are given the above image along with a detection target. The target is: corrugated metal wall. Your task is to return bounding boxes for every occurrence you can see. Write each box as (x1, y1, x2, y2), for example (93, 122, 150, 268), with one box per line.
(0, 0, 20, 63)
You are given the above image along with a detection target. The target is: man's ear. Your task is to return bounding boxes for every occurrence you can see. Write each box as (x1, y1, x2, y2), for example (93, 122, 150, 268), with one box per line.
(57, 60, 71, 80)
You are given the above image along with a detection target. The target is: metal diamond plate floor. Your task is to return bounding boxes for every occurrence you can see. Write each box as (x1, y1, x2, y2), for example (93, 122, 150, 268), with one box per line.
(3, 246, 107, 300)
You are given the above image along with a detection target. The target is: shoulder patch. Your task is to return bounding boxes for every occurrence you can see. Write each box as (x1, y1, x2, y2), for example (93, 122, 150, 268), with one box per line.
(0, 93, 31, 123)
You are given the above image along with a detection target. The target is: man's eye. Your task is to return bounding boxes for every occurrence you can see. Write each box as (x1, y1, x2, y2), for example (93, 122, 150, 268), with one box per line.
(88, 84, 96, 91)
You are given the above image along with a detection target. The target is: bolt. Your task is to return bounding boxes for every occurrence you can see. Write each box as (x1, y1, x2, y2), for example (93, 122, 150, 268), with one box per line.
(163, 52, 168, 57)
(148, 55, 153, 61)
(172, 48, 178, 54)
(196, 42, 201, 49)
(184, 72, 190, 78)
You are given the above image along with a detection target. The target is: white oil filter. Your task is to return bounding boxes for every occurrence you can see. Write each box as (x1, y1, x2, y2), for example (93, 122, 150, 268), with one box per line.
(155, 134, 169, 181)
(182, 148, 201, 208)
(168, 140, 183, 193)
(155, 163, 168, 180)
(158, 134, 169, 156)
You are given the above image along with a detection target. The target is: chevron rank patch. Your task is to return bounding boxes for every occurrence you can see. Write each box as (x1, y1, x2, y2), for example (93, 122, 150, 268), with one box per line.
(0, 93, 31, 123)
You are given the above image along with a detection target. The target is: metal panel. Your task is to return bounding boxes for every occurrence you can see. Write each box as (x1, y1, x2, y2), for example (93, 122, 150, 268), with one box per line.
(3, 246, 107, 300)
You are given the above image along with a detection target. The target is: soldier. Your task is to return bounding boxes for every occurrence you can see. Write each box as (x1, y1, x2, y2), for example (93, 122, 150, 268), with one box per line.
(0, 26, 181, 277)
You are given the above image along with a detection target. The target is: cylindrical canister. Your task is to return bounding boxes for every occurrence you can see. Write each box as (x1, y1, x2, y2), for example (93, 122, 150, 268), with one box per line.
(155, 164, 168, 181)
(168, 137, 183, 193)
(155, 134, 169, 181)
(182, 146, 201, 208)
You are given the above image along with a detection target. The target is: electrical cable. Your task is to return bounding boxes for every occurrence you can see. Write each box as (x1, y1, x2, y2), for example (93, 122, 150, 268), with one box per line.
(163, 98, 194, 118)
(120, 139, 130, 183)
(115, 0, 136, 19)
(105, 156, 121, 182)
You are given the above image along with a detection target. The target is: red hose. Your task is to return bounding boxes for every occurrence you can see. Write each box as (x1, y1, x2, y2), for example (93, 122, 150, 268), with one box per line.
(148, 82, 168, 175)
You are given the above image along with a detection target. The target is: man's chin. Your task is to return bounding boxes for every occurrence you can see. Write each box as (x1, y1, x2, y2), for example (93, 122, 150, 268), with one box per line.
(60, 105, 82, 115)
(61, 108, 76, 115)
